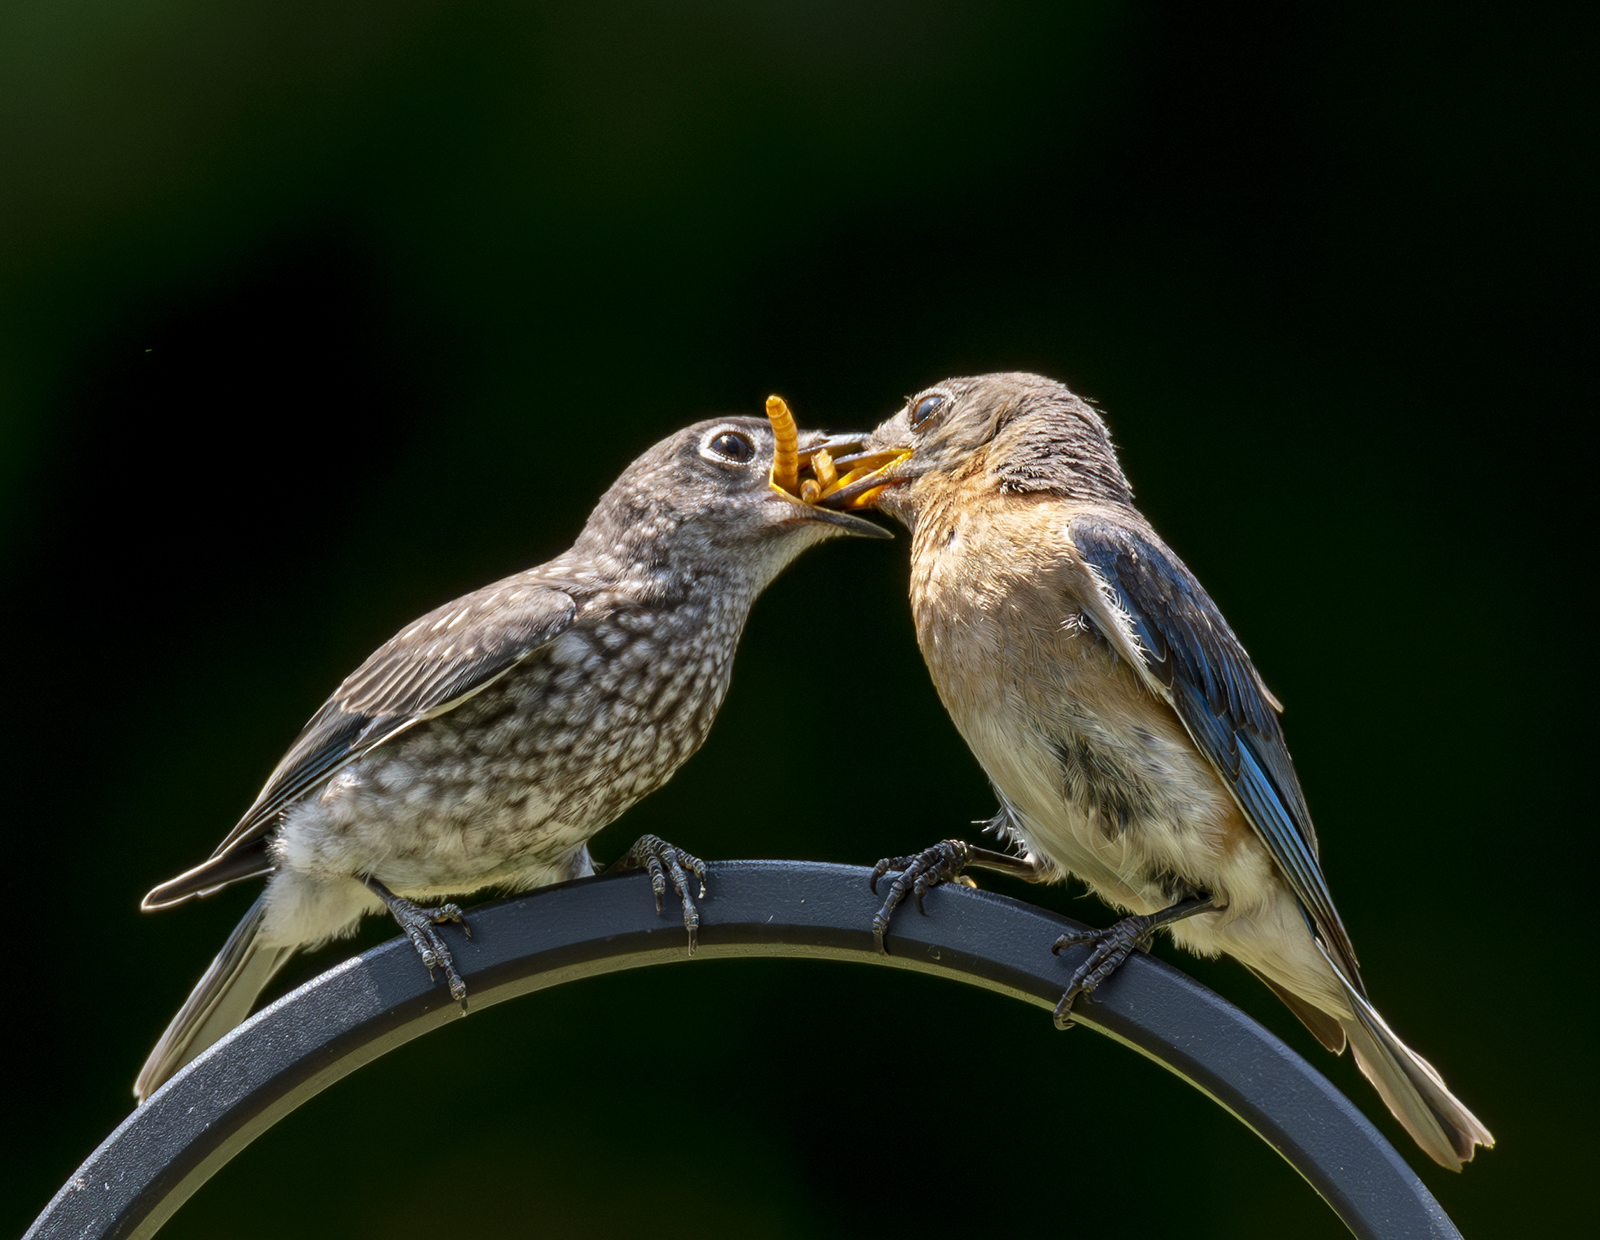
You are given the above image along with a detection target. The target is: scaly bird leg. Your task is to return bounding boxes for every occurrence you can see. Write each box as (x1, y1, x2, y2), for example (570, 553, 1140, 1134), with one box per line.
(609, 834, 709, 954)
(1050, 892, 1219, 1029)
(363, 876, 471, 1007)
(869, 839, 1043, 954)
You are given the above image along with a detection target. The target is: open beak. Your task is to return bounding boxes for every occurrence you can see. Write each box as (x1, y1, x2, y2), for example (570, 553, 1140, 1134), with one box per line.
(771, 431, 894, 539)
(798, 430, 873, 464)
(809, 445, 912, 511)
(758, 395, 889, 534)
(764, 396, 900, 537)
(776, 494, 893, 538)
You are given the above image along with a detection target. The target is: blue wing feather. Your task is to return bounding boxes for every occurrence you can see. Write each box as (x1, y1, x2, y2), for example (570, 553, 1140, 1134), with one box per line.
(1070, 514, 1363, 989)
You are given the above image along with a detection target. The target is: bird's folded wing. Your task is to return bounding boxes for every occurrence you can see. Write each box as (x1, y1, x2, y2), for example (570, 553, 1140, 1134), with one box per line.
(1068, 514, 1364, 991)
(208, 580, 579, 862)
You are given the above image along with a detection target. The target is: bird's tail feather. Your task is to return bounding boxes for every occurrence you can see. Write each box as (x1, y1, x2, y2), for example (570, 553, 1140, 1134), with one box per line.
(134, 895, 296, 1103)
(1317, 943, 1494, 1169)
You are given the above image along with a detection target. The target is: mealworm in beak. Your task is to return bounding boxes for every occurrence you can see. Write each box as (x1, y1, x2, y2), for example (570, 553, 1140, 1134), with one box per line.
(812, 448, 837, 491)
(766, 395, 800, 496)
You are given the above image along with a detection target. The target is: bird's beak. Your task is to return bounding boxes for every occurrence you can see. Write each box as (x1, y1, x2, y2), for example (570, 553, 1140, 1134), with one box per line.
(777, 498, 894, 538)
(762, 396, 897, 536)
(809, 443, 914, 512)
(769, 429, 894, 539)
(799, 430, 875, 462)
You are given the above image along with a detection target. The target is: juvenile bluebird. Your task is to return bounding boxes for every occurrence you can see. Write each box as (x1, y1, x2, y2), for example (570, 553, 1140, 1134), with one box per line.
(841, 372, 1492, 1169)
(135, 414, 887, 1102)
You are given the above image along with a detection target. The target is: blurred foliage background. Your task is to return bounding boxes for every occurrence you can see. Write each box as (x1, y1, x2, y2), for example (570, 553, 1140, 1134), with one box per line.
(3, 2, 1589, 1236)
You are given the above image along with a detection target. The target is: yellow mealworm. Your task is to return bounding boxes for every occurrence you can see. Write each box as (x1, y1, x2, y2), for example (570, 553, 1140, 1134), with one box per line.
(765, 395, 800, 496)
(800, 479, 822, 504)
(812, 448, 837, 491)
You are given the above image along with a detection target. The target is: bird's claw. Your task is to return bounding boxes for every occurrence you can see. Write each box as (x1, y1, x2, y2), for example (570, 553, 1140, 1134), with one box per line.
(384, 893, 471, 1007)
(615, 833, 708, 954)
(1049, 912, 1155, 1029)
(868, 839, 976, 955)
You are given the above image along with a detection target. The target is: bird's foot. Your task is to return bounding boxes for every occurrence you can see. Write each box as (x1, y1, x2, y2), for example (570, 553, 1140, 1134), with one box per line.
(367, 879, 471, 1006)
(1049, 892, 1218, 1028)
(613, 834, 708, 954)
(868, 839, 982, 955)
(1049, 914, 1156, 1029)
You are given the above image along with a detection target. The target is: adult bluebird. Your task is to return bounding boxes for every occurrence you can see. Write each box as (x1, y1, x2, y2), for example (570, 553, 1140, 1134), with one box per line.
(840, 372, 1491, 1169)
(135, 412, 888, 1102)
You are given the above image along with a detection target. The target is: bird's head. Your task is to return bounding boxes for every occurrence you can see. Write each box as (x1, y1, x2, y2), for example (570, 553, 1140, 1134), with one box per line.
(574, 415, 890, 594)
(818, 372, 1133, 532)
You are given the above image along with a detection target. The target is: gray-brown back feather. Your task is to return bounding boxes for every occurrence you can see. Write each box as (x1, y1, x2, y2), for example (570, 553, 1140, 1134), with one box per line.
(221, 581, 578, 856)
(142, 582, 578, 909)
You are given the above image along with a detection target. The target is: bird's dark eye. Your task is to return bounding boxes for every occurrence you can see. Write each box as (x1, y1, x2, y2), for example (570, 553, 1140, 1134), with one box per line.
(707, 431, 756, 463)
(910, 394, 945, 429)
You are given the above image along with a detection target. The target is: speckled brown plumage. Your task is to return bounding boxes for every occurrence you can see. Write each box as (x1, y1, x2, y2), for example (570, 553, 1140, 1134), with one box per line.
(133, 414, 887, 1102)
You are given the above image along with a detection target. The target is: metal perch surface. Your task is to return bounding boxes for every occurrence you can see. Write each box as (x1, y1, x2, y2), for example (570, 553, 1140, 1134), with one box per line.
(27, 860, 1460, 1240)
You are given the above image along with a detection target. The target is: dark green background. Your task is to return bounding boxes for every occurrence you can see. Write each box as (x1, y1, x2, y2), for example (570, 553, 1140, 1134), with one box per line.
(4, 3, 1588, 1236)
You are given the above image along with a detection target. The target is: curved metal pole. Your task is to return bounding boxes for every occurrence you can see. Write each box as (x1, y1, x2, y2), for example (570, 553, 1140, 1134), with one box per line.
(27, 861, 1460, 1240)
